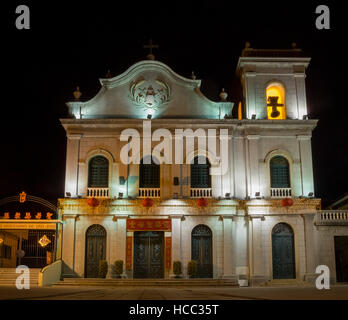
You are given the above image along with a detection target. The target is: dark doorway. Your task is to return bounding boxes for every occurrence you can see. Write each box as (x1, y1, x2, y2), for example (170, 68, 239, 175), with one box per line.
(85, 224, 106, 278)
(334, 236, 348, 282)
(272, 223, 296, 279)
(191, 225, 213, 278)
(133, 231, 164, 278)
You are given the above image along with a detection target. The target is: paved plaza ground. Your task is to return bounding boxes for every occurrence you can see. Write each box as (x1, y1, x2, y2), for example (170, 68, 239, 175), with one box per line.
(0, 284, 347, 300)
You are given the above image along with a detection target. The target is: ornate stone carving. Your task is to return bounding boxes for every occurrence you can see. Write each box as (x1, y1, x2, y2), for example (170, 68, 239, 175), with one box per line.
(129, 77, 170, 113)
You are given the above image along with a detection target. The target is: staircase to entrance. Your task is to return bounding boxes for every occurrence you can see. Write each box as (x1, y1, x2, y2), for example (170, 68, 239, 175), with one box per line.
(0, 268, 41, 287)
(53, 278, 238, 287)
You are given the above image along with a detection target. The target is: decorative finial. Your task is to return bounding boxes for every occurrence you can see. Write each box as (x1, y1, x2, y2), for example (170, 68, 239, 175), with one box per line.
(191, 71, 196, 80)
(245, 41, 251, 49)
(105, 69, 112, 78)
(144, 39, 159, 60)
(219, 88, 228, 101)
(291, 42, 297, 49)
(73, 86, 82, 101)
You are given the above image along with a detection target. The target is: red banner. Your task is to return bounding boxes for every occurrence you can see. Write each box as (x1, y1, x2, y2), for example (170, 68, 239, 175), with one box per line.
(126, 219, 171, 231)
(126, 236, 133, 270)
(165, 237, 172, 270)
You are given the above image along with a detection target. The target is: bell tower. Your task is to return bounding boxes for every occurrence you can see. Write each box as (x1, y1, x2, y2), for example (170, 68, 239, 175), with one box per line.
(236, 42, 311, 120)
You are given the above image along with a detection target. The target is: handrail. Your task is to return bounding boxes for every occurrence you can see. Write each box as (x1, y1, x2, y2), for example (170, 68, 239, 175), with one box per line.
(38, 259, 62, 287)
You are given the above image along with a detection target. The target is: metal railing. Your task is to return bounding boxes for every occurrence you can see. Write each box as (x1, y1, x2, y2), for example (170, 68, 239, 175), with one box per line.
(270, 188, 292, 198)
(190, 188, 212, 198)
(315, 210, 348, 225)
(87, 187, 110, 198)
(138, 188, 161, 198)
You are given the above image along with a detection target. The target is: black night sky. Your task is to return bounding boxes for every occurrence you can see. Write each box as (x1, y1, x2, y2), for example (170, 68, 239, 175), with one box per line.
(1, 1, 346, 207)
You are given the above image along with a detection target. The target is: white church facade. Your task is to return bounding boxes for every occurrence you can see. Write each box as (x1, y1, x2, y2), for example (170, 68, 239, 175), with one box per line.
(58, 45, 348, 286)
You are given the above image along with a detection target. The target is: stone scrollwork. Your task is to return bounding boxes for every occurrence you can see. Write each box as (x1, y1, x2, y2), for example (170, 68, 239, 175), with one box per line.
(129, 76, 170, 112)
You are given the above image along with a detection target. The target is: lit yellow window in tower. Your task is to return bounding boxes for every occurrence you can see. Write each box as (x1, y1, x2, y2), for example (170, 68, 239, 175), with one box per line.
(266, 83, 286, 120)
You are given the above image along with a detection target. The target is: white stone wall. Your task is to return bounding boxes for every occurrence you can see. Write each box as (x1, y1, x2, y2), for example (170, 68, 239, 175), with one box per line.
(314, 226, 348, 283)
(249, 215, 307, 285)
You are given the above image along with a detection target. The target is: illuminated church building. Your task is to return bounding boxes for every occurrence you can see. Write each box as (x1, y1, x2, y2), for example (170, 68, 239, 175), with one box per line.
(58, 44, 348, 285)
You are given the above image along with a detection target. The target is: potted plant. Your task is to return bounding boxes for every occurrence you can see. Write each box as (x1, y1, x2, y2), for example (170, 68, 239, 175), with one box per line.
(173, 261, 182, 278)
(187, 260, 197, 278)
(114, 260, 124, 278)
(98, 260, 108, 278)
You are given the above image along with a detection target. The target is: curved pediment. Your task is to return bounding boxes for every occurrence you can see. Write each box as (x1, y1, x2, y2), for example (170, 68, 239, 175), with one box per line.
(67, 60, 233, 119)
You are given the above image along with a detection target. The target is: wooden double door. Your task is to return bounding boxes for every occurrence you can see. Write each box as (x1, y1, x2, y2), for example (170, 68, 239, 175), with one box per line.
(85, 225, 106, 278)
(272, 223, 296, 279)
(191, 225, 213, 278)
(133, 231, 164, 278)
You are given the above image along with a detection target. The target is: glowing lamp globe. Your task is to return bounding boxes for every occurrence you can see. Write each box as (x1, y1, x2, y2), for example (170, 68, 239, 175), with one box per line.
(141, 198, 154, 208)
(281, 198, 294, 207)
(196, 197, 209, 208)
(87, 197, 99, 207)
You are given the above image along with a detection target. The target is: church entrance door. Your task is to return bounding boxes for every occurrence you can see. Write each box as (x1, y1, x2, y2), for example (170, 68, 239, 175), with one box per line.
(272, 223, 296, 279)
(191, 225, 213, 278)
(133, 231, 164, 278)
(334, 236, 348, 282)
(85, 225, 106, 278)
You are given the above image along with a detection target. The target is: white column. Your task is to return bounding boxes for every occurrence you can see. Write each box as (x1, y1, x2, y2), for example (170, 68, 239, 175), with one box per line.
(294, 74, 307, 119)
(233, 136, 247, 198)
(62, 216, 76, 276)
(235, 215, 249, 279)
(171, 216, 182, 264)
(250, 216, 265, 285)
(247, 135, 260, 198)
(297, 135, 314, 197)
(77, 162, 86, 197)
(245, 72, 256, 119)
(115, 217, 127, 263)
(303, 214, 317, 282)
(65, 134, 82, 197)
(222, 216, 234, 278)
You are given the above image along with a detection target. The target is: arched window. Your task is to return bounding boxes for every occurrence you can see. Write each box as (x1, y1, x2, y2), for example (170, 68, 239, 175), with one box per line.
(266, 83, 286, 120)
(270, 156, 290, 188)
(191, 156, 211, 188)
(139, 156, 160, 188)
(88, 156, 109, 187)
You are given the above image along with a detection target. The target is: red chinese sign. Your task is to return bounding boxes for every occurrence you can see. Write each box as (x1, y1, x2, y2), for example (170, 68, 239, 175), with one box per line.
(165, 237, 172, 270)
(126, 236, 133, 270)
(2, 212, 54, 219)
(126, 219, 171, 231)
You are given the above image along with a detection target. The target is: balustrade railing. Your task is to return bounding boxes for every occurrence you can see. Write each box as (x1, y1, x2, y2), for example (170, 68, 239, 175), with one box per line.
(190, 188, 212, 198)
(87, 187, 110, 198)
(139, 188, 161, 198)
(270, 188, 292, 198)
(316, 210, 348, 225)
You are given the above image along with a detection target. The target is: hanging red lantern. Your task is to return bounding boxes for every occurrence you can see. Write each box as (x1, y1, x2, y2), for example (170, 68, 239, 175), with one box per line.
(196, 197, 209, 208)
(141, 198, 154, 208)
(281, 198, 294, 207)
(87, 197, 99, 207)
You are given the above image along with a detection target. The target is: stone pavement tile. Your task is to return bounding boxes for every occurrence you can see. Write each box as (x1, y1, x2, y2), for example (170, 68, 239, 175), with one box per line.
(0, 285, 347, 300)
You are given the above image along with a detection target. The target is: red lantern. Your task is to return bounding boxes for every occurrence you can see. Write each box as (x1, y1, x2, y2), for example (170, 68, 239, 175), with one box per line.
(281, 198, 294, 207)
(87, 197, 99, 207)
(141, 198, 154, 208)
(196, 197, 209, 207)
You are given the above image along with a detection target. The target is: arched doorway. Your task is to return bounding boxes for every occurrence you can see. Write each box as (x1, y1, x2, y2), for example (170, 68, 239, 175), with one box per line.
(272, 223, 296, 279)
(191, 224, 213, 278)
(85, 224, 106, 278)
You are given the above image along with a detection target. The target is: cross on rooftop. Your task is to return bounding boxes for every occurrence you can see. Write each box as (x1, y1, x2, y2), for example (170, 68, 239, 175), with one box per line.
(144, 39, 159, 60)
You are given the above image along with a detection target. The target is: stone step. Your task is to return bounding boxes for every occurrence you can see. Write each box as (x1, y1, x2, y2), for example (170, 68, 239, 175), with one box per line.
(54, 278, 238, 287)
(0, 268, 41, 286)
